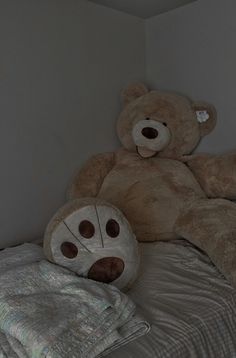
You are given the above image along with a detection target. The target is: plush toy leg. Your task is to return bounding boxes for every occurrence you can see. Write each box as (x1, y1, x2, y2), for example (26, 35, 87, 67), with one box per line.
(174, 198, 236, 288)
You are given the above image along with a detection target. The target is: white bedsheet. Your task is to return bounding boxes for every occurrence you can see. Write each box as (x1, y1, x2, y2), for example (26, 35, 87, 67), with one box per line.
(2, 241, 236, 357)
(108, 240, 236, 358)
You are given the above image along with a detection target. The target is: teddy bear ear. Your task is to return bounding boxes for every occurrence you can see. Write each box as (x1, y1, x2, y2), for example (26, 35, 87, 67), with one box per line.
(122, 83, 149, 107)
(192, 101, 217, 137)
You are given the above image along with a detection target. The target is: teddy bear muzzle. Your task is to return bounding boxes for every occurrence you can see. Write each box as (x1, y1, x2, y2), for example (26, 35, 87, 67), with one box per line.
(132, 119, 171, 158)
(88, 257, 125, 283)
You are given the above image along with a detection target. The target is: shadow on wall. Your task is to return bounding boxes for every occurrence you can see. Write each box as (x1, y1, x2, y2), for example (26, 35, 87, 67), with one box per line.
(0, 0, 145, 248)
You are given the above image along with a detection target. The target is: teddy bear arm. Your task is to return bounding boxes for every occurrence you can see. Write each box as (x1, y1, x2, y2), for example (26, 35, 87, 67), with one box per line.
(186, 153, 236, 199)
(67, 152, 116, 200)
(174, 198, 236, 288)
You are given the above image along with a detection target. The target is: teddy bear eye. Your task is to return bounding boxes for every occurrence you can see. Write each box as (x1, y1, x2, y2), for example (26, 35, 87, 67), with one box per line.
(61, 242, 78, 259)
(106, 219, 120, 238)
(79, 220, 95, 239)
(162, 122, 167, 127)
(145, 117, 150, 121)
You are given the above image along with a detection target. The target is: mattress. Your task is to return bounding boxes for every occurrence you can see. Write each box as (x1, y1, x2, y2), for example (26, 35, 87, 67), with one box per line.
(108, 240, 236, 358)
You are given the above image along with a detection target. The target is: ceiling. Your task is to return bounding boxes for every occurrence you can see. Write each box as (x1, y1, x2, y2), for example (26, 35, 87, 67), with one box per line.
(88, 0, 197, 19)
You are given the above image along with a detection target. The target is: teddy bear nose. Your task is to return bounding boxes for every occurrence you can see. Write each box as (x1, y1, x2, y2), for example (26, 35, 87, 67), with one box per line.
(141, 127, 158, 139)
(88, 257, 124, 283)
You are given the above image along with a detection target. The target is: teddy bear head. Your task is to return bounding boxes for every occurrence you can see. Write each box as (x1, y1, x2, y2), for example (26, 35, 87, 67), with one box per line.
(117, 83, 217, 159)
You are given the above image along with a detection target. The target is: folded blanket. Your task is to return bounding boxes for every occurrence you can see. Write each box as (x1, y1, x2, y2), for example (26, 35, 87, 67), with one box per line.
(0, 244, 150, 357)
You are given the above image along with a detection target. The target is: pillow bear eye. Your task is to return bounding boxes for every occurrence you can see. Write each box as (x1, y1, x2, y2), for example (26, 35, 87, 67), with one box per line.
(79, 220, 95, 239)
(106, 219, 120, 238)
(61, 242, 78, 259)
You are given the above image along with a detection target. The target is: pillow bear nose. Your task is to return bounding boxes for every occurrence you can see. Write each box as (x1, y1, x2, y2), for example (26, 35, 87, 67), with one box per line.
(88, 257, 124, 283)
(141, 127, 158, 139)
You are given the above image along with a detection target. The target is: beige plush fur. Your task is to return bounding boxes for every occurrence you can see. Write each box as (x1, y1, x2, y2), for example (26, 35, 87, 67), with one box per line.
(68, 83, 236, 288)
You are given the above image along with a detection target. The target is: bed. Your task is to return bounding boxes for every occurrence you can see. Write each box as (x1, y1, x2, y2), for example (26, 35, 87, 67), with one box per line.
(108, 240, 236, 358)
(1, 240, 235, 357)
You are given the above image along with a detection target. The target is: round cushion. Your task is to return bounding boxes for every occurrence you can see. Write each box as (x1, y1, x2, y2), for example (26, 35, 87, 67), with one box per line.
(43, 198, 140, 291)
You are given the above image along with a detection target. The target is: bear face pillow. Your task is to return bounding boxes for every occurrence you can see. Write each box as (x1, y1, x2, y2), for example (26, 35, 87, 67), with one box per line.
(43, 198, 140, 291)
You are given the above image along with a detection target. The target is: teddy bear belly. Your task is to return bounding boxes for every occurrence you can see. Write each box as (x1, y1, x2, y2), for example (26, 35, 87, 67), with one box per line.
(97, 168, 204, 242)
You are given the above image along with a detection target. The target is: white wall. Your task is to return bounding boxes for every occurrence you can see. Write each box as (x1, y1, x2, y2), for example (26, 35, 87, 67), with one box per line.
(146, 0, 236, 153)
(0, 0, 145, 247)
(3, 0, 235, 248)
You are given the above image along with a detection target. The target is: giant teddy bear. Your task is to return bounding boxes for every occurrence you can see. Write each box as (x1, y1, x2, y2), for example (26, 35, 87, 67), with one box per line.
(66, 83, 236, 288)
